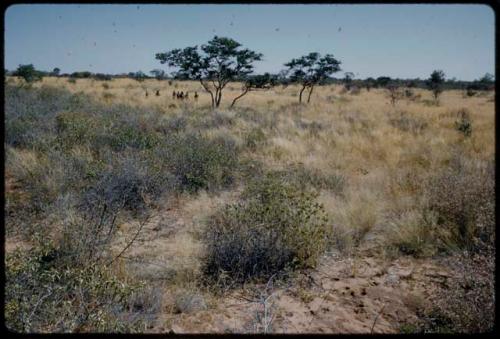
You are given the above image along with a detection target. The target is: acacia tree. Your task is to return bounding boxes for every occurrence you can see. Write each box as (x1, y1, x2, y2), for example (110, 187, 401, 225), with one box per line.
(284, 52, 341, 103)
(427, 70, 445, 102)
(230, 73, 277, 108)
(155, 36, 263, 108)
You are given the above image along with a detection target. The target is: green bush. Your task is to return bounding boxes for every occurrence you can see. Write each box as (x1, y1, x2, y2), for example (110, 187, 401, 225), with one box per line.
(5, 239, 149, 333)
(55, 111, 97, 148)
(162, 133, 239, 192)
(202, 173, 329, 284)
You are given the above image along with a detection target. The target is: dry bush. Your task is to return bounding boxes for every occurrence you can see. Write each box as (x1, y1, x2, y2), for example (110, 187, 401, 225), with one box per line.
(202, 173, 329, 284)
(427, 154, 494, 252)
(388, 152, 494, 256)
(454, 108, 472, 137)
(421, 250, 495, 333)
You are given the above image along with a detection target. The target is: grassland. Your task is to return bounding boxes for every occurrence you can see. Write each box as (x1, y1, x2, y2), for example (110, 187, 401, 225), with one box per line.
(4, 76, 495, 333)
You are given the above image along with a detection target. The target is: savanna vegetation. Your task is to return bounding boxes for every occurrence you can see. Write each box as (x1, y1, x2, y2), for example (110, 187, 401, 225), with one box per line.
(4, 37, 495, 334)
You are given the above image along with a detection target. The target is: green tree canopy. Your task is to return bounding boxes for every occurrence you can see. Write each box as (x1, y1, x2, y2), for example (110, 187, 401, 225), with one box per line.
(284, 52, 341, 103)
(427, 70, 446, 101)
(155, 36, 263, 108)
(14, 64, 42, 83)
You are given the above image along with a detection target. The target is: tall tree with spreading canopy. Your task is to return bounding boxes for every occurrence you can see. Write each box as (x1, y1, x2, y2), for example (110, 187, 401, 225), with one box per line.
(427, 70, 446, 102)
(283, 52, 341, 103)
(155, 36, 263, 108)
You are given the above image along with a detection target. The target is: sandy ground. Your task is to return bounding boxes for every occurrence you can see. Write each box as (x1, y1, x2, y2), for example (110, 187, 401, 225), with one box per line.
(102, 193, 451, 334)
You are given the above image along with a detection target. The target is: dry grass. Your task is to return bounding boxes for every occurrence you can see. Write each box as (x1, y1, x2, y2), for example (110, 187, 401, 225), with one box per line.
(5, 76, 494, 333)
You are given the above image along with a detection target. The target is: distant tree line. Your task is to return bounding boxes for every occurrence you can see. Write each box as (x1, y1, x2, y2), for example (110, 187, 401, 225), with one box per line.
(7, 55, 494, 106)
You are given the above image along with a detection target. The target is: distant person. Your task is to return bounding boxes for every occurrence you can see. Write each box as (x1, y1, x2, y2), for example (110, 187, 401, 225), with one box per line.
(194, 91, 199, 100)
(156, 90, 160, 96)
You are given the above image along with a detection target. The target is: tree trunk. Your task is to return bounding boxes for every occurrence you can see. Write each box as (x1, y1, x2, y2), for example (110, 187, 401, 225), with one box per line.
(299, 84, 307, 103)
(230, 86, 250, 108)
(199, 79, 215, 108)
(307, 85, 315, 103)
(216, 89, 223, 108)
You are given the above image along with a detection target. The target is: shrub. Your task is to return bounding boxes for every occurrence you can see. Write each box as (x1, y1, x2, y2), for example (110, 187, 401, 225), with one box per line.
(55, 111, 97, 148)
(420, 250, 495, 333)
(427, 155, 494, 252)
(161, 133, 239, 192)
(245, 127, 267, 151)
(81, 151, 176, 216)
(13, 64, 42, 83)
(5, 240, 149, 333)
(202, 173, 329, 284)
(454, 109, 472, 137)
(274, 164, 345, 196)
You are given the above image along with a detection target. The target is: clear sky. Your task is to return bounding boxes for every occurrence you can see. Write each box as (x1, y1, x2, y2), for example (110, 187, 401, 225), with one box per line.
(4, 4, 495, 81)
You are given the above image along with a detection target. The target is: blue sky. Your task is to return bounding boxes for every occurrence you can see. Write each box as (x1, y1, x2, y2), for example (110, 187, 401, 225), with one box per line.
(4, 4, 495, 81)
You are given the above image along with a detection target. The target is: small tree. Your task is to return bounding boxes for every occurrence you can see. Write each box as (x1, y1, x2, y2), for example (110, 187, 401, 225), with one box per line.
(129, 71, 146, 82)
(427, 70, 445, 102)
(375, 76, 391, 88)
(150, 69, 166, 81)
(478, 73, 494, 91)
(51, 67, 61, 77)
(156, 36, 263, 108)
(365, 77, 375, 91)
(230, 73, 277, 108)
(284, 52, 341, 103)
(13, 64, 42, 83)
(343, 72, 354, 90)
